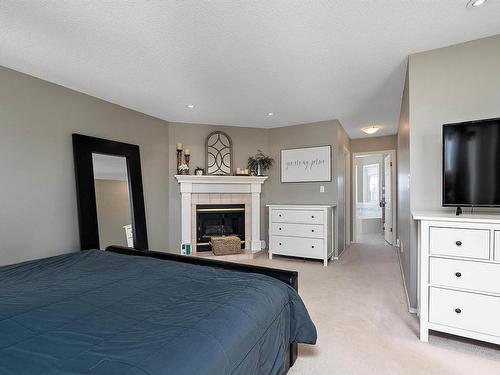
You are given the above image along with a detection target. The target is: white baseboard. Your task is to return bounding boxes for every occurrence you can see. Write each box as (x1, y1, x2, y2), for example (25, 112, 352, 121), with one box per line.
(332, 247, 343, 260)
(396, 247, 417, 315)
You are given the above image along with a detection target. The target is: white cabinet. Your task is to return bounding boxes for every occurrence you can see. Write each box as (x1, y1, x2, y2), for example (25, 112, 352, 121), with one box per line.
(414, 212, 500, 346)
(268, 205, 334, 266)
(494, 231, 500, 261)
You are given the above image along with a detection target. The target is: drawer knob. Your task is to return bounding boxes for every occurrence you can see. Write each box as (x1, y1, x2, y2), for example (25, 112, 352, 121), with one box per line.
(279, 228, 282, 230)
(311, 215, 315, 218)
(455, 240, 462, 247)
(455, 272, 462, 278)
(454, 308, 462, 314)
(311, 229, 315, 232)
(279, 242, 282, 246)
(311, 245, 315, 248)
(279, 214, 282, 217)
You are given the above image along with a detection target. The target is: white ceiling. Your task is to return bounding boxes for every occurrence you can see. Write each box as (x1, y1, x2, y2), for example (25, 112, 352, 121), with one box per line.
(1, 1, 499, 138)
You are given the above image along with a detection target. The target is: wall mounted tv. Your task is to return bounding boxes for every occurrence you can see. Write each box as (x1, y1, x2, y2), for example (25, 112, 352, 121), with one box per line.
(443, 117, 500, 210)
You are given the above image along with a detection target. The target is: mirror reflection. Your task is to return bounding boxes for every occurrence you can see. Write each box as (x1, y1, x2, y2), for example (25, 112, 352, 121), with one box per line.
(92, 153, 133, 249)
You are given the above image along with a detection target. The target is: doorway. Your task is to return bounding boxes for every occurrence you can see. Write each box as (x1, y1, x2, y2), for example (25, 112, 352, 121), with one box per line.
(353, 150, 396, 245)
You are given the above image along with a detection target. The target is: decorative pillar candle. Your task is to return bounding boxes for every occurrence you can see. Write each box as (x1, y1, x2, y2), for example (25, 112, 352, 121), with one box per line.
(176, 149, 183, 174)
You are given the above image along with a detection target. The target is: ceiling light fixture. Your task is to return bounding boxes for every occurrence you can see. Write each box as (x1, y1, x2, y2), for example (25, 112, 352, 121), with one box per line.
(361, 125, 381, 135)
(267, 112, 274, 116)
(186, 104, 195, 109)
(467, 0, 487, 8)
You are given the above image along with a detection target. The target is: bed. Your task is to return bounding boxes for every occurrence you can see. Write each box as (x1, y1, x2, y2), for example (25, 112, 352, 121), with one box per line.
(0, 247, 317, 375)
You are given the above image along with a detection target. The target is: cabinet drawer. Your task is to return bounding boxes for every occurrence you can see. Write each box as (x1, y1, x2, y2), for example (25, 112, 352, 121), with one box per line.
(430, 258, 500, 295)
(429, 287, 500, 337)
(271, 236, 323, 259)
(271, 223, 323, 238)
(495, 231, 500, 262)
(429, 227, 490, 259)
(271, 209, 324, 224)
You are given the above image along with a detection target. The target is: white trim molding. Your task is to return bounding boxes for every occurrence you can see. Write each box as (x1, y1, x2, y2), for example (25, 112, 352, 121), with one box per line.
(175, 175, 268, 252)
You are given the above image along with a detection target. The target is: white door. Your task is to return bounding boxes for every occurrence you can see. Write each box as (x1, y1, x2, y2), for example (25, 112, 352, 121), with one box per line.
(383, 154, 393, 244)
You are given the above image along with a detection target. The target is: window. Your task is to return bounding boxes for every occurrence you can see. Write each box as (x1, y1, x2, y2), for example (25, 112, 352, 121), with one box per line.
(363, 164, 380, 203)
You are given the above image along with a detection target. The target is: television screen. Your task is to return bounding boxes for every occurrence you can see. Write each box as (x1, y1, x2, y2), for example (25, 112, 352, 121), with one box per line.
(443, 118, 500, 207)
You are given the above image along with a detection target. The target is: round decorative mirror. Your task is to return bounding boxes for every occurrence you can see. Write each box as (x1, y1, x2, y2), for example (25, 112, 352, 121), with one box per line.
(206, 131, 232, 175)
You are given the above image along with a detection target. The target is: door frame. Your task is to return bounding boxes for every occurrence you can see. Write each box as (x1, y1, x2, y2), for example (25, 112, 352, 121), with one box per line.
(352, 149, 396, 244)
(344, 146, 351, 247)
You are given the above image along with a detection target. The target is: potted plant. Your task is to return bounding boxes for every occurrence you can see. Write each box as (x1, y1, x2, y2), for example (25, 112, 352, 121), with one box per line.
(247, 150, 274, 176)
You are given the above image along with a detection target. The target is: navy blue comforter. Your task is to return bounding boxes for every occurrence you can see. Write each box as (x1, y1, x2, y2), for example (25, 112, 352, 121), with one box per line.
(0, 250, 316, 375)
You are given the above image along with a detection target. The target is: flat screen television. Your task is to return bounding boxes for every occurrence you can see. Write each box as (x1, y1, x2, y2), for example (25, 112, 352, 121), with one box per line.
(443, 117, 500, 208)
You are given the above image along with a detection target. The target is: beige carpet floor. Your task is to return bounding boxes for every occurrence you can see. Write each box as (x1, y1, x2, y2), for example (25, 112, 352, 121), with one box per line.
(238, 237, 500, 374)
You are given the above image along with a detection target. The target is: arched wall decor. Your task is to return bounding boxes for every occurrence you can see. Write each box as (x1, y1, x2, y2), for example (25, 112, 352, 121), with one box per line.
(206, 131, 233, 175)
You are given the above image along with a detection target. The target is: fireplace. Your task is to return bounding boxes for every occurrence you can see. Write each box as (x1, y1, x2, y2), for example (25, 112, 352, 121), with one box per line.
(196, 204, 245, 252)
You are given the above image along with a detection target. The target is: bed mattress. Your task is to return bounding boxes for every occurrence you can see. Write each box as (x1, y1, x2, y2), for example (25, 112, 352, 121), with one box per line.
(0, 250, 316, 375)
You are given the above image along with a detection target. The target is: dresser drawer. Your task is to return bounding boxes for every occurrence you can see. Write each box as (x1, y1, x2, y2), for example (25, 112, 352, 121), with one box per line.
(271, 223, 323, 238)
(271, 236, 323, 259)
(429, 227, 490, 259)
(430, 258, 500, 295)
(429, 287, 500, 337)
(271, 209, 324, 224)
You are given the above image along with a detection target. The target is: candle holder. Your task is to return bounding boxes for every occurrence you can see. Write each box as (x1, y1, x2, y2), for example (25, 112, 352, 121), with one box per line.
(183, 154, 191, 175)
(176, 149, 183, 174)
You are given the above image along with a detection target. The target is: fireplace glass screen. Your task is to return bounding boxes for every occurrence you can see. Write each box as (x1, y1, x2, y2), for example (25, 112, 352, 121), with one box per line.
(196, 204, 245, 252)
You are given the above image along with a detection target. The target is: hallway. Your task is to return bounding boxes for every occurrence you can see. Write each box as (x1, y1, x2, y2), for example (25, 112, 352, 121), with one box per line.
(244, 242, 500, 374)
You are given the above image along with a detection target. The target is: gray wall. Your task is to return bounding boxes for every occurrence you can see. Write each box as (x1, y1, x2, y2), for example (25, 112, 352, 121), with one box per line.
(397, 65, 415, 309)
(397, 34, 500, 310)
(167, 120, 350, 255)
(0, 66, 170, 266)
(267, 120, 349, 256)
(336, 123, 351, 255)
(95, 179, 131, 249)
(167, 122, 271, 250)
(0, 65, 351, 265)
(409, 34, 500, 212)
(350, 135, 397, 154)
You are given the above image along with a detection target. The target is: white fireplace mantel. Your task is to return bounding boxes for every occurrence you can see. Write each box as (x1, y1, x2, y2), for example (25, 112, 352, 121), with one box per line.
(175, 175, 268, 251)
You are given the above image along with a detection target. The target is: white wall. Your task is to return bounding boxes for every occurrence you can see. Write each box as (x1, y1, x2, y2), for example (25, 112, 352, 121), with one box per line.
(0, 66, 170, 266)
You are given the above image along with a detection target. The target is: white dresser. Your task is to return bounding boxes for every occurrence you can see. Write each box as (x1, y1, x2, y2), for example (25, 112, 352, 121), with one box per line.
(268, 205, 334, 266)
(414, 211, 500, 345)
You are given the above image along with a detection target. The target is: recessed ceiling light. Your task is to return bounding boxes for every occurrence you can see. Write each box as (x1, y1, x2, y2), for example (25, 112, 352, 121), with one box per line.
(186, 104, 195, 109)
(267, 112, 274, 116)
(467, 0, 487, 8)
(361, 125, 381, 135)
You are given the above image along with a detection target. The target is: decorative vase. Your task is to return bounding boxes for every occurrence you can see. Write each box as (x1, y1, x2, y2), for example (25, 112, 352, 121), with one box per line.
(256, 164, 262, 176)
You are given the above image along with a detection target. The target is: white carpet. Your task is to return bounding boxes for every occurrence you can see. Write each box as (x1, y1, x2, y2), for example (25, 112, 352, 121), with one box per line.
(239, 238, 500, 374)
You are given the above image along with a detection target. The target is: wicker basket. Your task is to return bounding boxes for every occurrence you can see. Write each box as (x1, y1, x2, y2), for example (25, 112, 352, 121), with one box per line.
(210, 236, 242, 255)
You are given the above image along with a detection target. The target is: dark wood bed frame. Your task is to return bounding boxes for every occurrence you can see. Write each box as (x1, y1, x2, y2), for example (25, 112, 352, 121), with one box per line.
(106, 246, 299, 373)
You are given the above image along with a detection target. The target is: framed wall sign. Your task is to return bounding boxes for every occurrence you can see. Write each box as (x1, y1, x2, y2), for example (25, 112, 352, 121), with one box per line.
(206, 131, 232, 175)
(281, 145, 332, 183)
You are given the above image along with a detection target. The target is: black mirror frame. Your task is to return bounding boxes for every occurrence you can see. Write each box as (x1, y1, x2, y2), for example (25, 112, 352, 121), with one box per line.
(72, 134, 148, 250)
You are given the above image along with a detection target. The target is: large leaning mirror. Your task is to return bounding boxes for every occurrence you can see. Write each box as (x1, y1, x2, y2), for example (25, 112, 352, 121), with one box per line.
(73, 134, 148, 250)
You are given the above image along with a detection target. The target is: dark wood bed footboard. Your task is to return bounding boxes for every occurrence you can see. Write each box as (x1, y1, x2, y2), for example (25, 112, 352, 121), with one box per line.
(105, 246, 298, 372)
